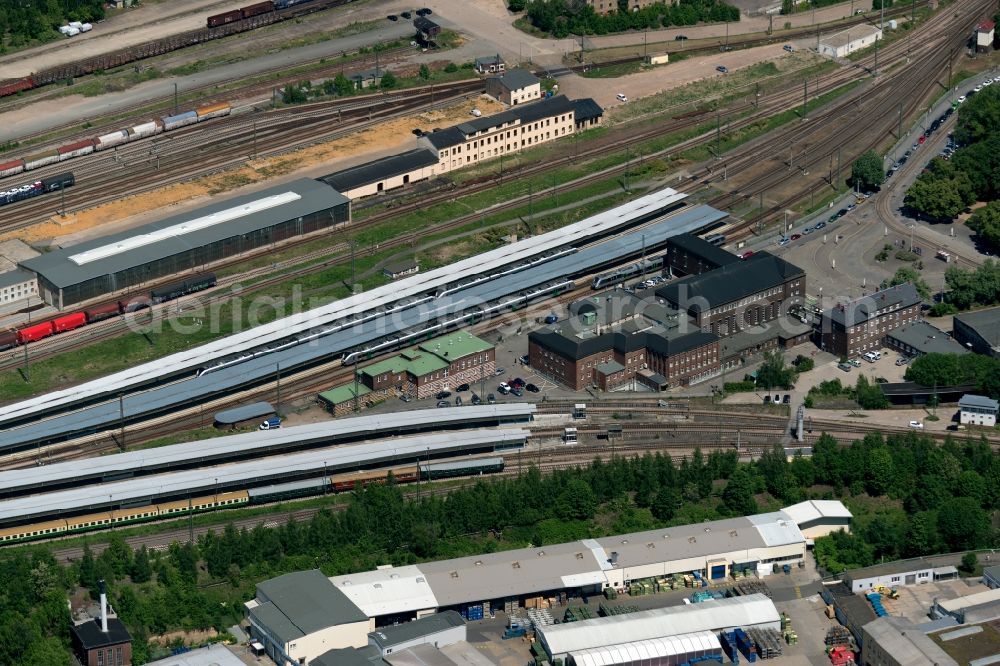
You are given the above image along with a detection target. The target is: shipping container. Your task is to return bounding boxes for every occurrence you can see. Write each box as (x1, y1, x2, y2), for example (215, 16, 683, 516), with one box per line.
(242, 1, 274, 17)
(16, 321, 55, 344)
(160, 111, 198, 131)
(53, 312, 87, 333)
(0, 159, 25, 178)
(95, 130, 129, 151)
(57, 139, 95, 160)
(68, 21, 82, 28)
(128, 120, 163, 139)
(0, 331, 17, 351)
(195, 102, 231, 120)
(207, 9, 243, 28)
(23, 150, 60, 170)
(84, 301, 122, 323)
(40, 172, 75, 192)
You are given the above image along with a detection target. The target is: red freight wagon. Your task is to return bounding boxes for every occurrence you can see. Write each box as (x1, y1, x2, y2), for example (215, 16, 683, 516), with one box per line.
(53, 312, 87, 333)
(241, 1, 274, 17)
(0, 77, 34, 98)
(207, 9, 242, 27)
(16, 322, 54, 344)
(84, 301, 122, 323)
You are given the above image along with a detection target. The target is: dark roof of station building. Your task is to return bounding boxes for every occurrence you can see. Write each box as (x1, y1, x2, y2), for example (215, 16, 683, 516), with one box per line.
(23, 179, 347, 289)
(571, 98, 605, 123)
(313, 646, 386, 666)
(492, 68, 540, 91)
(71, 618, 132, 649)
(529, 327, 717, 362)
(422, 95, 579, 150)
(656, 252, 805, 313)
(886, 320, 968, 356)
(666, 233, 740, 267)
(320, 149, 439, 193)
(823, 283, 921, 328)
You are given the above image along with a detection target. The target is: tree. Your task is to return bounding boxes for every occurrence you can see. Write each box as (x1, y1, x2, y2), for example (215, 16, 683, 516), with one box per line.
(418, 64, 430, 80)
(854, 375, 889, 409)
(508, 0, 526, 10)
(879, 266, 930, 300)
(444, 62, 458, 73)
(131, 546, 152, 584)
(968, 201, 1000, 249)
(651, 485, 680, 521)
(332, 72, 354, 96)
(780, 0, 794, 13)
(556, 479, 597, 520)
(721, 466, 758, 516)
(379, 71, 397, 90)
(851, 150, 884, 192)
(756, 351, 795, 390)
(78, 544, 97, 591)
(960, 551, 979, 574)
(866, 447, 894, 496)
(937, 496, 991, 551)
(904, 175, 966, 220)
(281, 83, 307, 104)
(793, 355, 814, 373)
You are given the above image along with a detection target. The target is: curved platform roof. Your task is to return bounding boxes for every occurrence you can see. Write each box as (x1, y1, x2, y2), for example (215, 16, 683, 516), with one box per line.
(0, 405, 534, 497)
(0, 187, 685, 427)
(0, 428, 530, 523)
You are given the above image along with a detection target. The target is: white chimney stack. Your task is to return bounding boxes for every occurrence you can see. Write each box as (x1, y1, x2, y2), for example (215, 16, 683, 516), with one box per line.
(99, 579, 108, 633)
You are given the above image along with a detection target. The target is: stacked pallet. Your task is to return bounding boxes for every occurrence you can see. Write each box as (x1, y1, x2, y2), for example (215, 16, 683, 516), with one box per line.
(747, 628, 784, 659)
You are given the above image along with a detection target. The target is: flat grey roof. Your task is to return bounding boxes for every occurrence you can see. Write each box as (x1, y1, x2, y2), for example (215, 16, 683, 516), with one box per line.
(22, 179, 347, 289)
(666, 233, 740, 267)
(844, 559, 940, 581)
(887, 320, 968, 355)
(955, 306, 1000, 345)
(369, 611, 464, 649)
(0, 268, 35, 288)
(258, 569, 367, 632)
(321, 149, 439, 193)
(144, 643, 245, 666)
(0, 404, 533, 497)
(0, 429, 530, 523)
(213, 401, 274, 424)
(821, 22, 882, 48)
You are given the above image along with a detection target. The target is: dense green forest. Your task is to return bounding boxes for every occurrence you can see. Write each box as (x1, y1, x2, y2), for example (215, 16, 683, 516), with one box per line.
(521, 0, 740, 38)
(2, 432, 998, 663)
(904, 85, 1000, 251)
(0, 0, 106, 50)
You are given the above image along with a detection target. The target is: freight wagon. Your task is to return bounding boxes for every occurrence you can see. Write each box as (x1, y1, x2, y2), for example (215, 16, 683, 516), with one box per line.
(40, 172, 74, 192)
(0, 331, 16, 351)
(16, 322, 55, 344)
(208, 9, 243, 27)
(0, 77, 34, 97)
(1, 103, 232, 182)
(52, 312, 87, 333)
(150, 273, 217, 304)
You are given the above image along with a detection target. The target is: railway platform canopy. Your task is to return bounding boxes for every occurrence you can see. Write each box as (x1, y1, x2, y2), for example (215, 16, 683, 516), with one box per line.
(22, 178, 349, 308)
(214, 401, 275, 427)
(0, 428, 530, 526)
(0, 188, 689, 439)
(0, 405, 534, 499)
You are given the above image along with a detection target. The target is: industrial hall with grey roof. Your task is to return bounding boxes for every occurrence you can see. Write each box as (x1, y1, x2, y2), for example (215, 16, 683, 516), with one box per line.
(23, 178, 349, 307)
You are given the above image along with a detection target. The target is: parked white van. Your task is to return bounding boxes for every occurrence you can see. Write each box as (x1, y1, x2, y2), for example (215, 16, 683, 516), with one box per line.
(864, 351, 881, 363)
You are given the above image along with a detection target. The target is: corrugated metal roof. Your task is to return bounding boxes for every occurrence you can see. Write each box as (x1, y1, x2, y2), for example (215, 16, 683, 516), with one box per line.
(332, 565, 440, 617)
(369, 611, 464, 649)
(570, 632, 721, 666)
(144, 642, 246, 666)
(258, 569, 367, 632)
(0, 429, 530, 522)
(0, 405, 533, 496)
(23, 179, 347, 288)
(960, 394, 999, 411)
(538, 595, 777, 656)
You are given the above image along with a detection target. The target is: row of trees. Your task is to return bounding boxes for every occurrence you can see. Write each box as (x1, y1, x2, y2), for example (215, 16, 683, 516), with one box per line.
(932, 260, 1000, 313)
(3, 428, 999, 662)
(904, 352, 1000, 398)
(523, 0, 739, 38)
(904, 86, 1000, 242)
(0, 0, 105, 50)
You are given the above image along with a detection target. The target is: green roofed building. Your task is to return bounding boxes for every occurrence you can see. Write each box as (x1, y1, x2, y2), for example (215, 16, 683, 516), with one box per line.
(320, 331, 496, 414)
(318, 384, 373, 417)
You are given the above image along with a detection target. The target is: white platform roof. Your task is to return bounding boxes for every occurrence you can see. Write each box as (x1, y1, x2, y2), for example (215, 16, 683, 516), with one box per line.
(538, 594, 778, 657)
(781, 500, 852, 526)
(331, 565, 439, 617)
(570, 632, 721, 666)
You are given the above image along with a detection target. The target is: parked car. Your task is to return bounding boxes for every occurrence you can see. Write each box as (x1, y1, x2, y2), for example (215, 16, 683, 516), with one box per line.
(387, 14, 398, 20)
(511, 387, 524, 397)
(487, 393, 496, 404)
(838, 362, 853, 372)
(471, 393, 482, 405)
(790, 234, 801, 241)
(783, 44, 794, 52)
(895, 357, 910, 366)
(456, 383, 470, 392)
(847, 359, 861, 367)
(815, 221, 827, 230)
(455, 395, 463, 406)
(437, 400, 450, 408)
(764, 395, 772, 403)
(519, 355, 530, 365)
(498, 382, 510, 392)
(908, 420, 924, 429)
(399, 394, 411, 402)
(494, 367, 505, 376)
(741, 251, 754, 259)
(616, 93, 628, 102)
(417, 7, 432, 15)
(512, 377, 526, 388)
(782, 395, 791, 404)
(778, 237, 790, 246)
(526, 383, 540, 393)
(716, 65, 729, 73)
(436, 390, 451, 400)
(400, 10, 412, 18)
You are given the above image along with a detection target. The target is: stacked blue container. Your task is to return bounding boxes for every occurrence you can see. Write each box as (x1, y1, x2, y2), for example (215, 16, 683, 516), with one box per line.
(719, 631, 740, 663)
(734, 629, 757, 663)
(466, 604, 484, 620)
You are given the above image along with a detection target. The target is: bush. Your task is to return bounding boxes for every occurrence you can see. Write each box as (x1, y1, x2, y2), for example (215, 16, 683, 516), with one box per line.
(444, 62, 458, 73)
(793, 355, 814, 373)
(509, 0, 527, 10)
